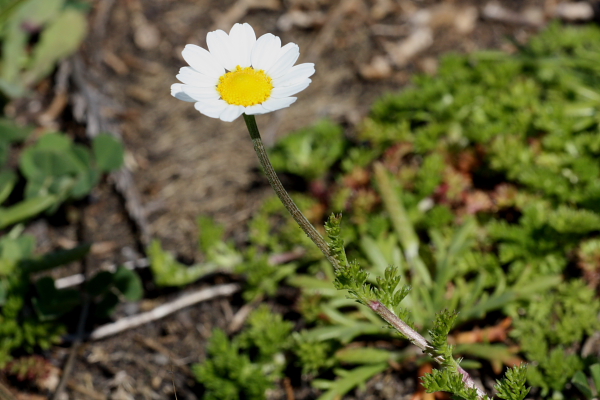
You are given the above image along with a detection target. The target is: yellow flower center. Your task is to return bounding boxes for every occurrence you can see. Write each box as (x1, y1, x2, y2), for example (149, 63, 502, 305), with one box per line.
(217, 66, 273, 106)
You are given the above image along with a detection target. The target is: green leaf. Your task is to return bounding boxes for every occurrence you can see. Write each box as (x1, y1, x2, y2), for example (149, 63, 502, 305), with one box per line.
(18, 132, 100, 202)
(0, 169, 17, 204)
(148, 240, 220, 287)
(33, 276, 81, 319)
(86, 271, 113, 298)
(0, 278, 7, 306)
(113, 267, 143, 301)
(12, 0, 65, 26)
(269, 119, 346, 180)
(0, 9, 28, 86)
(313, 363, 388, 400)
(0, 0, 28, 30)
(20, 243, 90, 274)
(24, 8, 87, 85)
(572, 371, 593, 399)
(0, 195, 57, 229)
(92, 133, 124, 172)
(0, 118, 32, 143)
(94, 291, 119, 318)
(547, 206, 600, 234)
(198, 215, 225, 254)
(334, 347, 400, 365)
(590, 364, 600, 397)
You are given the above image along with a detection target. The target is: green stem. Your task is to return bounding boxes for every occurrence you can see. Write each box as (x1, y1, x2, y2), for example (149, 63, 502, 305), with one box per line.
(243, 114, 340, 269)
(244, 114, 485, 399)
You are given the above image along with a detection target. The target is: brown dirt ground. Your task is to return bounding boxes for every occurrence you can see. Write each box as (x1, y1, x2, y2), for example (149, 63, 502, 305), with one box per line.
(4, 0, 573, 399)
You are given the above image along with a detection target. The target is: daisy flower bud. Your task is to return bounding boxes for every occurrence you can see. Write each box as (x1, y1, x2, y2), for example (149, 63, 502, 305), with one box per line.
(171, 23, 315, 122)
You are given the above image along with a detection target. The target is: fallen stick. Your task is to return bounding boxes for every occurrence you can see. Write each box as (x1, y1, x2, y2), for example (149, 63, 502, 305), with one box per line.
(55, 257, 149, 289)
(87, 283, 240, 340)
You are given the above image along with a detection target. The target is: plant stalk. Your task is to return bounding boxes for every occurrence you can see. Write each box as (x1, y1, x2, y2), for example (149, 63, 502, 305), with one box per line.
(243, 114, 340, 269)
(243, 114, 485, 399)
(370, 300, 486, 398)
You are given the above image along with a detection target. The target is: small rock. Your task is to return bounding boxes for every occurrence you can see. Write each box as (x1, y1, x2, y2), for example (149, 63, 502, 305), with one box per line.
(360, 55, 393, 80)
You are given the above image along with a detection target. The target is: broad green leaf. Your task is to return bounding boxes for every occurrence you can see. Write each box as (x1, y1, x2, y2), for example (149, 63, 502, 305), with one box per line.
(92, 133, 124, 172)
(94, 291, 119, 318)
(86, 271, 113, 298)
(113, 267, 143, 301)
(591, 364, 600, 397)
(0, 0, 28, 30)
(33, 276, 80, 319)
(0, 15, 27, 85)
(572, 371, 593, 399)
(0, 118, 32, 142)
(0, 0, 64, 88)
(32, 132, 72, 150)
(25, 8, 87, 85)
(11, 0, 65, 26)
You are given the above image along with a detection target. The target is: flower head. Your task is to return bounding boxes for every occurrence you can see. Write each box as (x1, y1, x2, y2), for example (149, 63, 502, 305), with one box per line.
(171, 23, 315, 122)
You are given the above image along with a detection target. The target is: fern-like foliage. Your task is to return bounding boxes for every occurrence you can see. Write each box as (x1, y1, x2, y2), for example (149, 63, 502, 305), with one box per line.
(422, 368, 483, 400)
(494, 365, 530, 400)
(193, 306, 293, 400)
(193, 329, 271, 400)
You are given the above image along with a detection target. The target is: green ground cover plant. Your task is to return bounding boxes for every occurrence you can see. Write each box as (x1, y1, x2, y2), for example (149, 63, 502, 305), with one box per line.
(0, 122, 134, 367)
(0, 0, 143, 373)
(193, 305, 293, 400)
(181, 22, 600, 400)
(0, 0, 87, 98)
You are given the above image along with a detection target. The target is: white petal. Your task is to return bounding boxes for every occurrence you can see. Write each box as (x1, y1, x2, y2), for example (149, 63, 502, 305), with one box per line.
(182, 85, 220, 101)
(194, 99, 229, 119)
(207, 29, 237, 71)
(271, 79, 310, 98)
(182, 44, 225, 78)
(244, 104, 270, 115)
(261, 96, 297, 111)
(251, 33, 282, 71)
(267, 43, 300, 79)
(229, 23, 256, 68)
(177, 67, 219, 87)
(219, 105, 245, 122)
(171, 83, 196, 102)
(273, 63, 315, 87)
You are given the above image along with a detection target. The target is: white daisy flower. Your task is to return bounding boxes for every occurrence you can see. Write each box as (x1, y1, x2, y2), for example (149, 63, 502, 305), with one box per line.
(171, 23, 315, 122)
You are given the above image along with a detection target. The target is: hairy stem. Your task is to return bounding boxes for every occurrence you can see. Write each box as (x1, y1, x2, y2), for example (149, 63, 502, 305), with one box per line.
(369, 300, 485, 398)
(243, 114, 340, 269)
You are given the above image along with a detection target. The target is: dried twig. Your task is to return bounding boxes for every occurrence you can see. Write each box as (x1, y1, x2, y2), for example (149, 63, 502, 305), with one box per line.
(87, 283, 240, 340)
(228, 294, 264, 333)
(55, 257, 149, 289)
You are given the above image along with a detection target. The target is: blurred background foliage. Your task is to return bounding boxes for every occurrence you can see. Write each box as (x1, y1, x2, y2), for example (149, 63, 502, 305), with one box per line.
(1, 0, 600, 397)
(0, 0, 87, 98)
(0, 0, 138, 373)
(156, 22, 600, 400)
